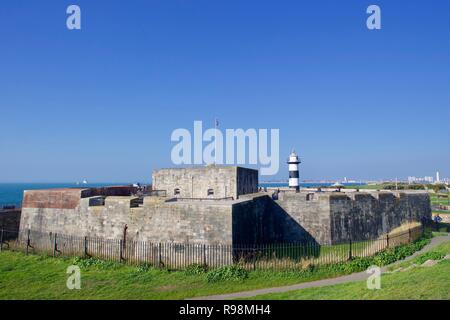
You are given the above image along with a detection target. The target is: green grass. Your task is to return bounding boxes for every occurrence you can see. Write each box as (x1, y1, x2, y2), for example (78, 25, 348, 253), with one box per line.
(247, 240, 450, 300)
(388, 239, 450, 270)
(244, 260, 450, 300)
(0, 236, 433, 300)
(430, 193, 450, 206)
(0, 251, 371, 300)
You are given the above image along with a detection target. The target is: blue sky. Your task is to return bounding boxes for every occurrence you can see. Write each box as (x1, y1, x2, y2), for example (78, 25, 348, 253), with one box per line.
(0, 0, 449, 183)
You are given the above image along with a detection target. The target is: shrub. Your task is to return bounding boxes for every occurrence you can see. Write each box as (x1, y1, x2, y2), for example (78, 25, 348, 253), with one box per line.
(184, 263, 208, 276)
(346, 257, 373, 272)
(206, 265, 248, 283)
(372, 238, 430, 266)
(415, 252, 445, 265)
(136, 263, 152, 273)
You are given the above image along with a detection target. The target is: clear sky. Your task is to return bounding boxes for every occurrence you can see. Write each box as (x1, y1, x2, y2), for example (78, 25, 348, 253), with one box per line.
(0, 0, 449, 183)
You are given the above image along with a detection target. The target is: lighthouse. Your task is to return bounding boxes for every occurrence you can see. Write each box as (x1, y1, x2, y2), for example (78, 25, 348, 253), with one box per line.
(287, 150, 301, 192)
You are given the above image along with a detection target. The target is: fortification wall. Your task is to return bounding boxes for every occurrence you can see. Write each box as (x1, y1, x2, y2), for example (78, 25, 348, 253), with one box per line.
(271, 192, 331, 244)
(20, 196, 234, 244)
(19, 188, 432, 247)
(255, 191, 431, 245)
(231, 195, 271, 244)
(236, 167, 259, 196)
(329, 191, 431, 242)
(152, 166, 258, 199)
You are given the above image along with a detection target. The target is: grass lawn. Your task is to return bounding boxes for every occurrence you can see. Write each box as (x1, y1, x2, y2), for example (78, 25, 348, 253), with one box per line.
(245, 240, 450, 300)
(0, 235, 435, 300)
(430, 193, 450, 206)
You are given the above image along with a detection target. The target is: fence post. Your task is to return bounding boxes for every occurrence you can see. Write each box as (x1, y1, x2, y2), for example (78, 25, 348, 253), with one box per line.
(408, 228, 412, 243)
(348, 238, 352, 261)
(53, 233, 57, 257)
(203, 244, 206, 267)
(122, 225, 128, 262)
(253, 247, 257, 271)
(84, 236, 88, 258)
(119, 239, 124, 262)
(386, 234, 390, 249)
(0, 228, 3, 252)
(26, 229, 31, 255)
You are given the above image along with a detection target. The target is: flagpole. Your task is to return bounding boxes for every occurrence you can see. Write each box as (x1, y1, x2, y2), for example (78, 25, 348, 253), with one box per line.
(214, 118, 217, 164)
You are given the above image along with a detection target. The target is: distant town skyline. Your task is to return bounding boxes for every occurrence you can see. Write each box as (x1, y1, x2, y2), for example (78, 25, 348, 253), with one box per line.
(0, 1, 449, 183)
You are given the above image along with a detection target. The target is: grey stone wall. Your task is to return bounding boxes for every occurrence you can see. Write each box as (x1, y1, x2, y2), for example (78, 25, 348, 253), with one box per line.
(20, 197, 234, 244)
(231, 195, 271, 245)
(152, 166, 258, 199)
(329, 191, 431, 243)
(236, 167, 259, 196)
(19, 188, 431, 247)
(270, 192, 331, 244)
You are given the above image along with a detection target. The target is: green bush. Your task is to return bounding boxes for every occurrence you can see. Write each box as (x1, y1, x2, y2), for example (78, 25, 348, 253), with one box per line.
(184, 263, 208, 276)
(136, 263, 152, 273)
(206, 265, 248, 283)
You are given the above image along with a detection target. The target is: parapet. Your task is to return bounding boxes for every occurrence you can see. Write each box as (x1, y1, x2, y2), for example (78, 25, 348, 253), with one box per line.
(22, 186, 137, 209)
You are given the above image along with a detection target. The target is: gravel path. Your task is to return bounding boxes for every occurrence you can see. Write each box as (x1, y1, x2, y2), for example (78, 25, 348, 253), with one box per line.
(189, 234, 450, 300)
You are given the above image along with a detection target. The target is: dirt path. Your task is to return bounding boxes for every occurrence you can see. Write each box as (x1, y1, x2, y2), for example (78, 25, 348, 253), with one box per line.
(189, 234, 450, 300)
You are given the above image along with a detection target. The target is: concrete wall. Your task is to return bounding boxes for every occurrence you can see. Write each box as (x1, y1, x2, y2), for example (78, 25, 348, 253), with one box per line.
(19, 188, 432, 247)
(0, 209, 21, 233)
(236, 167, 259, 196)
(152, 166, 258, 199)
(20, 196, 234, 244)
(329, 191, 431, 243)
(231, 195, 271, 245)
(270, 192, 331, 244)
(153, 166, 236, 199)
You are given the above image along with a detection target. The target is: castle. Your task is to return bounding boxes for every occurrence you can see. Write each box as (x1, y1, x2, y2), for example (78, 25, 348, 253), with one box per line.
(16, 162, 431, 245)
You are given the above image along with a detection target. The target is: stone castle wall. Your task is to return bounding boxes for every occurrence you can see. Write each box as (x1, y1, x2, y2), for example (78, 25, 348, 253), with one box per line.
(20, 196, 234, 244)
(328, 191, 431, 242)
(19, 188, 431, 246)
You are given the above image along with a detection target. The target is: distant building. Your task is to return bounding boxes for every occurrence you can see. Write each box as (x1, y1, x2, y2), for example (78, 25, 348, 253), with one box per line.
(408, 176, 434, 184)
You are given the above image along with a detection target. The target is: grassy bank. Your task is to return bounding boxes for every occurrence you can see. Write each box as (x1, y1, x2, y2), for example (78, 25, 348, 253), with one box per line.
(0, 251, 365, 300)
(0, 236, 432, 300)
(246, 240, 450, 300)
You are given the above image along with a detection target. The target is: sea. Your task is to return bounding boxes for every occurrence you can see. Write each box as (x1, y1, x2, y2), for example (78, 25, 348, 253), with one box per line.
(0, 182, 366, 208)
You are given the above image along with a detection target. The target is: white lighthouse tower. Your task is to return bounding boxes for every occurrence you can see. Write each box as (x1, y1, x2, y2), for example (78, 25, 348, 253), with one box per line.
(287, 150, 301, 192)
